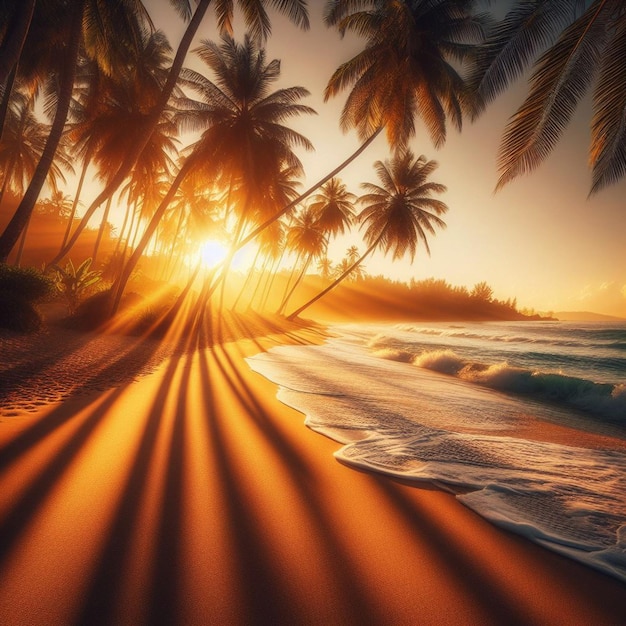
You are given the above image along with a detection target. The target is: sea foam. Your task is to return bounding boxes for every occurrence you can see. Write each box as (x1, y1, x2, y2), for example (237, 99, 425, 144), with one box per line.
(247, 322, 626, 583)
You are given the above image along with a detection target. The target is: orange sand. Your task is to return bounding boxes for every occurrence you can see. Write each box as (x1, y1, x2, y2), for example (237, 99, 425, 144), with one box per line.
(0, 317, 625, 625)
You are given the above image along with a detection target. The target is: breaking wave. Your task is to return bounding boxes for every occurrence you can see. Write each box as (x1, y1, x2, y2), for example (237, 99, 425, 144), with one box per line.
(377, 347, 626, 422)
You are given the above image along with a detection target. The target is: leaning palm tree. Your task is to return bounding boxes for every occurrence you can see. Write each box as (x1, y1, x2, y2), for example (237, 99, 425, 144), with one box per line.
(471, 1, 626, 194)
(277, 206, 327, 315)
(0, 93, 45, 205)
(43, 0, 310, 269)
(109, 33, 315, 314)
(233, 0, 484, 256)
(0, 0, 154, 261)
(308, 177, 356, 239)
(287, 150, 448, 320)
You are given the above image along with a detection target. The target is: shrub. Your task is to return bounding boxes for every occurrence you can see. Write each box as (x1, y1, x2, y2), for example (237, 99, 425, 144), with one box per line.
(50, 258, 102, 314)
(0, 263, 54, 302)
(0, 290, 43, 333)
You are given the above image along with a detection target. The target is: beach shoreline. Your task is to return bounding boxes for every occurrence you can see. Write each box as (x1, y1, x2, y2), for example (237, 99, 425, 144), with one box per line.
(1, 317, 625, 625)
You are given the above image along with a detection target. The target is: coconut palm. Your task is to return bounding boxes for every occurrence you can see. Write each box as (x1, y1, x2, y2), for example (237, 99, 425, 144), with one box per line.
(308, 177, 356, 238)
(325, 0, 484, 148)
(234, 0, 484, 258)
(53, 29, 178, 264)
(43, 0, 310, 272)
(109, 34, 315, 314)
(277, 206, 327, 314)
(471, 1, 626, 194)
(287, 150, 448, 320)
(0, 0, 154, 261)
(317, 257, 333, 279)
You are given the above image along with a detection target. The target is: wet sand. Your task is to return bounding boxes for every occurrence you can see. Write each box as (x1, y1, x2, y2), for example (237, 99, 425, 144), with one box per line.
(1, 316, 625, 625)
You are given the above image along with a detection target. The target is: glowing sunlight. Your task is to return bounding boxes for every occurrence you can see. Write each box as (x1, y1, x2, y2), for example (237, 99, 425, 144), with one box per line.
(198, 239, 229, 270)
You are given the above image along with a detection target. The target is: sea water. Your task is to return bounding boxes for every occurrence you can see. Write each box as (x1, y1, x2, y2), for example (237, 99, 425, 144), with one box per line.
(247, 321, 626, 583)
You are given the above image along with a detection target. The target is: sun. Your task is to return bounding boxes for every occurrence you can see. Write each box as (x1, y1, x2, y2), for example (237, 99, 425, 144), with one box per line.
(198, 239, 229, 269)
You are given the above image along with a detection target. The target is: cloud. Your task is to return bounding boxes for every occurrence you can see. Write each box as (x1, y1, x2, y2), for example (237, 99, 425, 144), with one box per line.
(572, 281, 626, 317)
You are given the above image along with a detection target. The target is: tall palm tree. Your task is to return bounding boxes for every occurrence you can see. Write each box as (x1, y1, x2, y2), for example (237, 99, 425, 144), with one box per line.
(0, 93, 45, 204)
(0, 0, 154, 261)
(54, 29, 178, 262)
(277, 206, 327, 314)
(308, 177, 356, 238)
(47, 0, 310, 269)
(234, 0, 484, 257)
(287, 150, 448, 320)
(109, 33, 316, 313)
(471, 1, 626, 193)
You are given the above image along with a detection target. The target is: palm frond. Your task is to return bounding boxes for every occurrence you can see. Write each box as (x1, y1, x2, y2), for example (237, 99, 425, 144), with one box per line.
(496, 5, 608, 191)
(470, 0, 578, 118)
(589, 11, 626, 193)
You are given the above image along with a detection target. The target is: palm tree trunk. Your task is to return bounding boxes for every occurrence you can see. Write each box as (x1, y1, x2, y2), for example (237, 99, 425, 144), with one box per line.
(162, 209, 187, 282)
(0, 0, 85, 262)
(93, 195, 113, 263)
(237, 128, 382, 251)
(0, 65, 18, 142)
(48, 0, 212, 267)
(61, 147, 92, 249)
(0, 156, 16, 206)
(260, 248, 288, 310)
(247, 255, 271, 310)
(0, 0, 35, 87)
(286, 233, 383, 321)
(110, 161, 192, 315)
(278, 254, 311, 315)
(232, 245, 263, 311)
(113, 195, 132, 258)
(278, 250, 303, 309)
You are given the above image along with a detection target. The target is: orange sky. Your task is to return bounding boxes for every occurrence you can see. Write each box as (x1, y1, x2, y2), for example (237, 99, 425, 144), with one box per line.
(123, 3, 626, 318)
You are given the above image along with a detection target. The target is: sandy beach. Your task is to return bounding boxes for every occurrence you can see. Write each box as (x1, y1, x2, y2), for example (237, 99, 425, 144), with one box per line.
(1, 314, 625, 626)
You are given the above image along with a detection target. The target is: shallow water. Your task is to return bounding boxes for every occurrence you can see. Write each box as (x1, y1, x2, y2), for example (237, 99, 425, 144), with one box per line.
(247, 321, 626, 583)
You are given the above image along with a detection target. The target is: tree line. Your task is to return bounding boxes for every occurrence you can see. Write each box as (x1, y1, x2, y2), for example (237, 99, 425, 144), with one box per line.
(0, 1, 623, 326)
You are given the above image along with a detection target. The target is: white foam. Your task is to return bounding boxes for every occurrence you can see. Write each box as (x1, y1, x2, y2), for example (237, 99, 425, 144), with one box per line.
(247, 323, 626, 583)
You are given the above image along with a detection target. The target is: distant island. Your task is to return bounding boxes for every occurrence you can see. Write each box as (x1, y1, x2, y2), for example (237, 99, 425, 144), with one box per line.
(552, 311, 626, 322)
(289, 275, 557, 323)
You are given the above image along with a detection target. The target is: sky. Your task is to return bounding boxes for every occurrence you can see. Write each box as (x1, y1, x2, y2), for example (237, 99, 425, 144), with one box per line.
(134, 2, 626, 318)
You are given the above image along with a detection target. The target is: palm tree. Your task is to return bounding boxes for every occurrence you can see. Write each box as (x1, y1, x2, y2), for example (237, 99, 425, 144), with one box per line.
(308, 177, 356, 238)
(233, 0, 484, 258)
(46, 0, 310, 270)
(0, 0, 154, 261)
(287, 150, 448, 320)
(277, 206, 327, 314)
(109, 33, 316, 314)
(0, 93, 45, 204)
(317, 256, 333, 279)
(471, 1, 626, 193)
(54, 29, 178, 263)
(37, 189, 73, 219)
(0, 93, 73, 265)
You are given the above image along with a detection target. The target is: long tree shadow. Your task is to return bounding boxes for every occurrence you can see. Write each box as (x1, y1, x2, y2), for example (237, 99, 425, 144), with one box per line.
(0, 332, 169, 472)
(200, 344, 389, 624)
(74, 347, 194, 625)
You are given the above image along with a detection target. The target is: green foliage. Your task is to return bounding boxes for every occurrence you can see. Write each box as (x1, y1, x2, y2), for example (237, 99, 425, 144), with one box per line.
(50, 258, 102, 314)
(0, 263, 54, 302)
(0, 291, 43, 333)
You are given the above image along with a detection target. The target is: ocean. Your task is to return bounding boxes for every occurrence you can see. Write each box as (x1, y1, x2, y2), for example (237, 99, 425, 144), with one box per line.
(247, 320, 626, 583)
